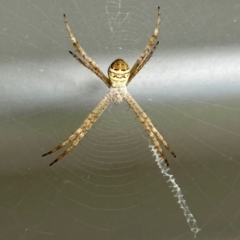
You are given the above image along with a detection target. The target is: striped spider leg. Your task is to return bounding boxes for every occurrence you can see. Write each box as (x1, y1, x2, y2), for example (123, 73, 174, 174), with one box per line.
(42, 93, 112, 166)
(43, 6, 176, 166)
(124, 93, 176, 166)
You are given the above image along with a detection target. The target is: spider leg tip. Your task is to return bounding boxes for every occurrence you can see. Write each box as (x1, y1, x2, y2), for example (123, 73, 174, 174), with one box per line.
(49, 160, 57, 167)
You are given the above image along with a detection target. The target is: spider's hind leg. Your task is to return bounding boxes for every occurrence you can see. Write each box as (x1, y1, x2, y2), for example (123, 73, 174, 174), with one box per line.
(124, 92, 176, 166)
(42, 129, 82, 158)
(42, 93, 111, 166)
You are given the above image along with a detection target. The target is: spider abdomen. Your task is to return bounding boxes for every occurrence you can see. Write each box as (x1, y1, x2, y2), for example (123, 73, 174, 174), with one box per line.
(108, 59, 130, 87)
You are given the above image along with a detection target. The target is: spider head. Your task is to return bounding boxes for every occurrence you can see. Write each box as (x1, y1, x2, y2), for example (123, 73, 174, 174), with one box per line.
(108, 59, 130, 87)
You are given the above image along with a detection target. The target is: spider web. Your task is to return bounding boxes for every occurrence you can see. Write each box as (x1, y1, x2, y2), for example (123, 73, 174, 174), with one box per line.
(1, 0, 240, 239)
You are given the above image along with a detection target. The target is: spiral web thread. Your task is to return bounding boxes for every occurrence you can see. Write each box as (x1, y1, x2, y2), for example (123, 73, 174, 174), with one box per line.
(150, 145, 201, 238)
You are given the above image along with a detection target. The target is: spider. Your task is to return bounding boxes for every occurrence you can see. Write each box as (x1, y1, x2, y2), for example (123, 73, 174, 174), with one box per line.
(43, 6, 176, 166)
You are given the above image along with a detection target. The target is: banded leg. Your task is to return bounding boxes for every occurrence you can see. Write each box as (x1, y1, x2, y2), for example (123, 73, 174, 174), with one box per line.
(129, 7, 161, 82)
(64, 14, 111, 87)
(140, 116, 169, 165)
(128, 41, 159, 82)
(69, 51, 110, 86)
(124, 93, 176, 165)
(43, 93, 112, 166)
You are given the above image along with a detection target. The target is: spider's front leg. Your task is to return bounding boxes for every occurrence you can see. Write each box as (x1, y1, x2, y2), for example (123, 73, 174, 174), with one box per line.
(128, 6, 161, 84)
(64, 14, 111, 87)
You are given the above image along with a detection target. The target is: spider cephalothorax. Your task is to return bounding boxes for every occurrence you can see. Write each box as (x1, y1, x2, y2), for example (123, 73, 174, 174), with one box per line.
(43, 7, 176, 167)
(108, 59, 130, 87)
